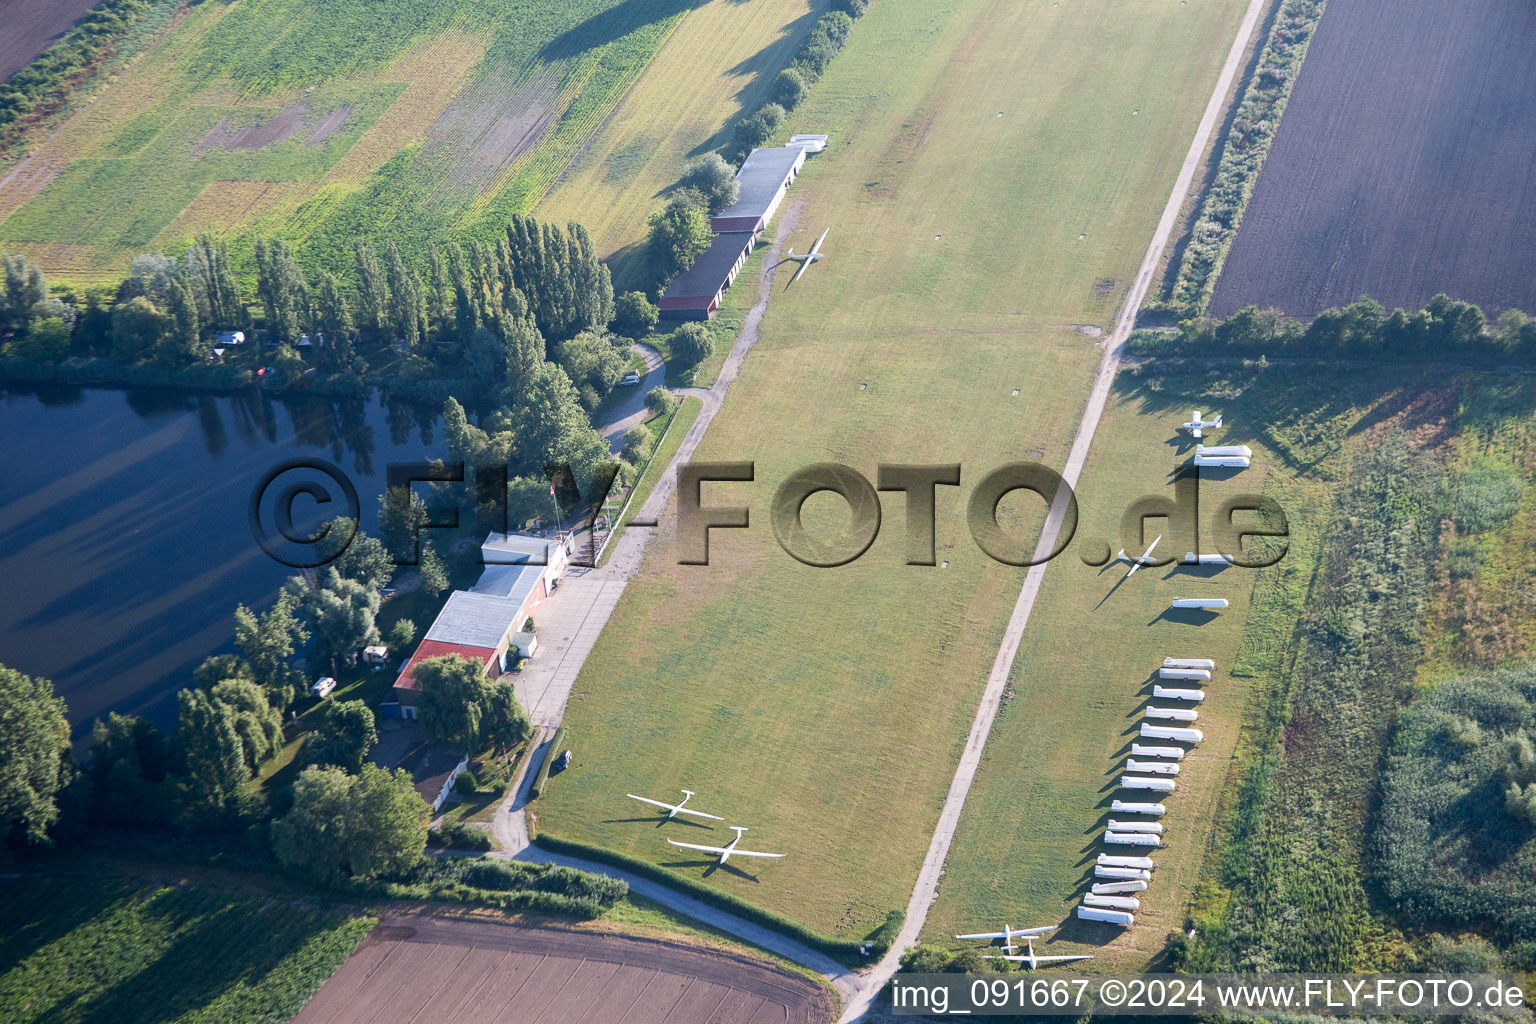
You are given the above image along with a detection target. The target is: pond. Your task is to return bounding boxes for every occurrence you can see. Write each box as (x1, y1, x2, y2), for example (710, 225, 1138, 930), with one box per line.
(0, 384, 452, 739)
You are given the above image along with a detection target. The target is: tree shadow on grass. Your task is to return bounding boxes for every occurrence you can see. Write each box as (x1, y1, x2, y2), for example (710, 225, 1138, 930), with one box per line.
(60, 890, 348, 1024)
(540, 0, 702, 62)
(0, 875, 128, 980)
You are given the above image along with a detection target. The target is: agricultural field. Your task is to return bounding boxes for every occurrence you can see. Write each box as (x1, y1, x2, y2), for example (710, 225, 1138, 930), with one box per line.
(1209, 0, 1536, 318)
(0, 0, 703, 283)
(292, 914, 835, 1024)
(0, 0, 103, 80)
(536, 0, 827, 289)
(923, 361, 1380, 963)
(536, 0, 1249, 939)
(0, 872, 372, 1023)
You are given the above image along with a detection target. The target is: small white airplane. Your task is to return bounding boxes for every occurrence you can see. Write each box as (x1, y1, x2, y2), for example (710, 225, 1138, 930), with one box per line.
(786, 227, 830, 284)
(983, 936, 1095, 970)
(627, 789, 723, 821)
(1182, 410, 1223, 438)
(1116, 534, 1162, 579)
(956, 923, 1056, 954)
(667, 825, 785, 865)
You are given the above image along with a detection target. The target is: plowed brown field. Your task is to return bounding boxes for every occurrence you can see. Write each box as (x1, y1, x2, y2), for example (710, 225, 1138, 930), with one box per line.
(291, 915, 835, 1024)
(1211, 0, 1536, 317)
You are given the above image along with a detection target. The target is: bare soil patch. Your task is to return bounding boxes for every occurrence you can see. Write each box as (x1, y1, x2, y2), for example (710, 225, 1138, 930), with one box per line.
(427, 68, 562, 190)
(193, 103, 310, 153)
(1212, 0, 1536, 317)
(307, 105, 353, 146)
(291, 914, 835, 1024)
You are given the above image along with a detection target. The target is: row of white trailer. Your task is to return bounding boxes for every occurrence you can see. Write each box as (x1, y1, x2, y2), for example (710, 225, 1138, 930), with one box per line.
(1078, 655, 1216, 929)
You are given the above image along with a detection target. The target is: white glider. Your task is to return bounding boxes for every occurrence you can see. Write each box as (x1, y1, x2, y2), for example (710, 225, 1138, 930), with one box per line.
(1117, 533, 1163, 579)
(627, 789, 724, 821)
(786, 227, 830, 284)
(956, 923, 1056, 954)
(667, 825, 785, 864)
(984, 937, 1095, 970)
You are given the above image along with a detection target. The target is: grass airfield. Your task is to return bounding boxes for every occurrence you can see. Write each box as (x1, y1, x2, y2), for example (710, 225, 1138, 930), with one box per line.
(538, 0, 1249, 940)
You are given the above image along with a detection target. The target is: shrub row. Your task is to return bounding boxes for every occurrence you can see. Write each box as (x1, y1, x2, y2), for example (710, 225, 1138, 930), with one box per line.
(1128, 295, 1536, 365)
(426, 820, 493, 851)
(731, 2, 867, 157)
(346, 854, 629, 919)
(1159, 0, 1327, 315)
(532, 831, 872, 965)
(528, 726, 566, 800)
(0, 0, 162, 143)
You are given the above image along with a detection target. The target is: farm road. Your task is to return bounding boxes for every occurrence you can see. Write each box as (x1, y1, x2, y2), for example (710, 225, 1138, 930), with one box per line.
(600, 343, 666, 452)
(835, 0, 1270, 1016)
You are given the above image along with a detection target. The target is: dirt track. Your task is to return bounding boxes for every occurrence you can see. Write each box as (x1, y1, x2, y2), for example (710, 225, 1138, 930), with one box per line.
(292, 915, 835, 1024)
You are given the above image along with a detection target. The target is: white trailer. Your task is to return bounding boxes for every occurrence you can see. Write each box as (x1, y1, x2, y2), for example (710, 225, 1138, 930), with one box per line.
(1192, 455, 1250, 468)
(1141, 723, 1204, 743)
(1095, 865, 1152, 881)
(1172, 597, 1229, 609)
(1153, 686, 1206, 702)
(1083, 894, 1141, 911)
(1197, 444, 1253, 458)
(1145, 706, 1199, 722)
(1104, 831, 1162, 847)
(1159, 667, 1212, 681)
(1125, 759, 1180, 775)
(1106, 820, 1164, 834)
(1078, 906, 1135, 926)
(1092, 880, 1148, 895)
(1098, 853, 1155, 869)
(1112, 799, 1167, 815)
(1164, 658, 1216, 670)
(1131, 744, 1185, 760)
(1121, 775, 1177, 792)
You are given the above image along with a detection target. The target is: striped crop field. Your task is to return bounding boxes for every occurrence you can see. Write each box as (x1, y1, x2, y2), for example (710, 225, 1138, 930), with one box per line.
(0, 0, 717, 284)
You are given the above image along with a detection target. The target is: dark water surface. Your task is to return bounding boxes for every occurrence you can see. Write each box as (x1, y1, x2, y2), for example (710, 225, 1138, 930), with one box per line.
(0, 385, 447, 738)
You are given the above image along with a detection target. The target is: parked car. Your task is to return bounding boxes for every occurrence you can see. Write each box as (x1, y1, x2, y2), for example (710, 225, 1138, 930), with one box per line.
(619, 373, 641, 386)
(553, 749, 573, 773)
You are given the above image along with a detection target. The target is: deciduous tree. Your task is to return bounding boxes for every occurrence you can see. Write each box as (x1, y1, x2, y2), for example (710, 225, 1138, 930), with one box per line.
(271, 764, 427, 882)
(0, 665, 71, 845)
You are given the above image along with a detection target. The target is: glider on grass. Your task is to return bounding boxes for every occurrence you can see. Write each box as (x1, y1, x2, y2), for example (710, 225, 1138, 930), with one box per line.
(626, 789, 724, 821)
(666, 825, 785, 864)
(786, 227, 830, 284)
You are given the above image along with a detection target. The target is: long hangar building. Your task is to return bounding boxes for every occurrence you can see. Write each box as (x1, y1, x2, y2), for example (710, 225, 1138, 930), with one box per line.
(659, 137, 825, 320)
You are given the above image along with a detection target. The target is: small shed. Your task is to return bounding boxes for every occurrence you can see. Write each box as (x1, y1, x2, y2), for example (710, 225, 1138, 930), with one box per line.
(511, 630, 538, 660)
(215, 330, 246, 346)
(362, 645, 390, 666)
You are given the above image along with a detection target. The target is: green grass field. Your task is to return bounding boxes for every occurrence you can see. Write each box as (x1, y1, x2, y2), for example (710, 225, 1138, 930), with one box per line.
(922, 361, 1373, 964)
(0, 0, 704, 282)
(0, 873, 372, 1023)
(537, 0, 1248, 939)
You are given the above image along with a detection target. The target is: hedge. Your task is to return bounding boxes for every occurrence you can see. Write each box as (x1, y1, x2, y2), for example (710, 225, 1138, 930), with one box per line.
(1161, 0, 1328, 314)
(532, 830, 873, 966)
(529, 726, 566, 799)
(1127, 295, 1536, 365)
